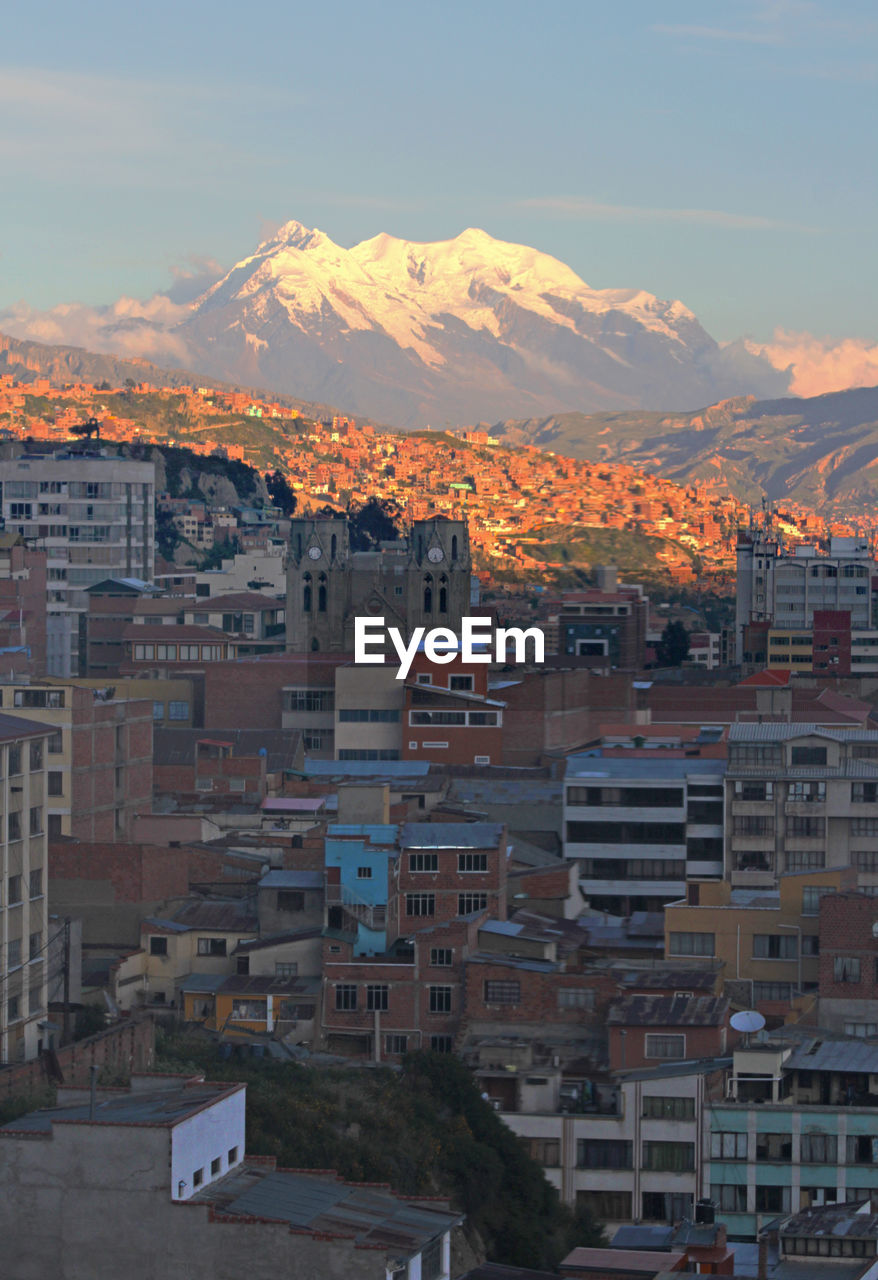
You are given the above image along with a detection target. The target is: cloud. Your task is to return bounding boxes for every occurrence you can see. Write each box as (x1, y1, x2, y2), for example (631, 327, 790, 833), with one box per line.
(0, 295, 191, 364)
(518, 196, 808, 231)
(651, 23, 782, 45)
(744, 330, 878, 396)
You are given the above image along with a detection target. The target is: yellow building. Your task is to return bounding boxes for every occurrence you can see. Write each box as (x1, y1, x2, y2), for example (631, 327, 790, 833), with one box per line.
(664, 866, 857, 1016)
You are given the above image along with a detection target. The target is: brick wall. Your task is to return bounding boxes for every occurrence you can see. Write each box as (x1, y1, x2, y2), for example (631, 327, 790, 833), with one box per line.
(819, 892, 878, 999)
(0, 1017, 154, 1099)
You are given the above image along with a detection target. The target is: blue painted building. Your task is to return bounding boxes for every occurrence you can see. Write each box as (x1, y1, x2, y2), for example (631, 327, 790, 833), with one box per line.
(323, 823, 398, 956)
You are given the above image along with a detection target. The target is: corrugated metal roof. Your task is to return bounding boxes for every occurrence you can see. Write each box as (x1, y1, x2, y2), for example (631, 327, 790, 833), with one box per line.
(399, 822, 503, 848)
(729, 723, 878, 743)
(1, 1082, 242, 1132)
(304, 758, 432, 778)
(258, 870, 323, 890)
(786, 1038, 878, 1073)
(565, 755, 726, 780)
(608, 995, 729, 1027)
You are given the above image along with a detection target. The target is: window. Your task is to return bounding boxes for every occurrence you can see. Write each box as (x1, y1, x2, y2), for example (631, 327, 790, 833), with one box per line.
(710, 1132, 748, 1160)
(754, 981, 794, 1002)
(338, 708, 401, 722)
(558, 988, 595, 1011)
(857, 851, 878, 872)
(791, 746, 827, 765)
(458, 852, 488, 873)
(834, 956, 861, 983)
(576, 1139, 632, 1169)
(28, 930, 41, 960)
(429, 985, 452, 1013)
(646, 1034, 685, 1060)
(449, 674, 474, 691)
(356, 866, 372, 880)
(168, 701, 189, 721)
(787, 815, 825, 838)
(642, 1192, 693, 1223)
(567, 819, 686, 845)
(228, 1147, 238, 1165)
(845, 1021, 878, 1038)
(802, 886, 834, 915)
(408, 852, 438, 873)
(7, 938, 21, 968)
(8, 745, 21, 775)
(210, 1157, 221, 1176)
(285, 689, 334, 713)
(788, 780, 825, 802)
(366, 984, 389, 1012)
(29, 806, 42, 836)
(430, 1035, 453, 1053)
(753, 934, 798, 960)
(335, 984, 357, 1011)
(430, 948, 453, 967)
(196, 938, 227, 957)
(275, 962, 298, 978)
(643, 1096, 695, 1120)
(48, 771, 63, 796)
(277, 890, 305, 912)
(384, 1034, 408, 1055)
(483, 980, 520, 1005)
(735, 780, 773, 800)
(756, 1132, 792, 1161)
(406, 893, 435, 917)
(47, 730, 62, 754)
(192, 1168, 204, 1187)
(848, 1135, 878, 1164)
(149, 936, 168, 956)
(669, 932, 715, 957)
(801, 1133, 838, 1162)
(29, 740, 43, 771)
(416, 673, 432, 685)
(29, 868, 42, 898)
(7, 874, 21, 904)
(576, 1190, 632, 1220)
(714, 1184, 747, 1212)
(526, 1138, 561, 1166)
(643, 1141, 695, 1172)
(755, 1186, 790, 1213)
(8, 812, 21, 841)
(786, 850, 826, 871)
(458, 892, 487, 915)
(7, 996, 20, 1022)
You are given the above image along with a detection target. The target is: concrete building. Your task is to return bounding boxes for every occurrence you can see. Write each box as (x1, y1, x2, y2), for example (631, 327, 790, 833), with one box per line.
(502, 1059, 725, 1226)
(565, 753, 725, 914)
(0, 713, 51, 1063)
(0, 680, 153, 841)
(817, 892, 878, 1035)
(285, 514, 471, 653)
(0, 1072, 460, 1279)
(725, 722, 878, 890)
(706, 1035, 878, 1239)
(545, 568, 649, 668)
(0, 533, 47, 677)
(736, 531, 878, 673)
(0, 444, 156, 676)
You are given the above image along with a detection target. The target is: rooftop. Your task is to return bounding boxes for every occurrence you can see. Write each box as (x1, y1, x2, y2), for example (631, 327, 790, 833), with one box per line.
(399, 821, 504, 849)
(0, 1077, 242, 1133)
(608, 994, 729, 1028)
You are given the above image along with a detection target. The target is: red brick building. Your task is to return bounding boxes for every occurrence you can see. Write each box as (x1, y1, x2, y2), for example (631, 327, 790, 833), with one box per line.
(394, 822, 507, 935)
(606, 995, 729, 1071)
(817, 891, 878, 1035)
(0, 534, 47, 678)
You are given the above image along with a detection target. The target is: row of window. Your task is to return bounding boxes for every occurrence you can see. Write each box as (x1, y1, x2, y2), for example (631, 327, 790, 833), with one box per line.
(0, 809, 45, 844)
(567, 786, 686, 808)
(405, 892, 489, 917)
(566, 821, 686, 846)
(6, 931, 43, 968)
(575, 1139, 694, 1172)
(133, 643, 224, 661)
(6, 986, 44, 1022)
(575, 1190, 692, 1223)
(335, 983, 453, 1013)
(153, 700, 190, 721)
(669, 929, 822, 960)
(410, 710, 499, 727)
(407, 852, 489, 873)
(711, 1131, 878, 1164)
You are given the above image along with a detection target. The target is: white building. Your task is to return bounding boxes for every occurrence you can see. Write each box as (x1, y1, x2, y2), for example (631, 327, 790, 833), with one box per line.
(0, 445, 156, 676)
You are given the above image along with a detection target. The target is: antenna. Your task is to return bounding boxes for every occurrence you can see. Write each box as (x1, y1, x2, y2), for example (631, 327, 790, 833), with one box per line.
(731, 1009, 766, 1048)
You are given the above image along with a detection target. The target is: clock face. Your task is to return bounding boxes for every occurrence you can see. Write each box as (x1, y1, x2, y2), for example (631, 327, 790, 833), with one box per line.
(307, 545, 322, 560)
(427, 546, 444, 563)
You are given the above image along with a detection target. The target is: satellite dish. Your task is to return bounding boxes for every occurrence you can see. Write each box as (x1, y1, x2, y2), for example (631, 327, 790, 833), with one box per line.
(731, 1010, 766, 1033)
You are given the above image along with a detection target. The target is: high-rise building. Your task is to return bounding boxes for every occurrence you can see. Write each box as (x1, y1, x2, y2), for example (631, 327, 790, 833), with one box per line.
(0, 712, 51, 1063)
(0, 444, 156, 676)
(285, 514, 470, 653)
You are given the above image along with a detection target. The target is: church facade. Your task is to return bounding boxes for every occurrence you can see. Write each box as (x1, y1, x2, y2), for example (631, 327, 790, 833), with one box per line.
(285, 515, 471, 653)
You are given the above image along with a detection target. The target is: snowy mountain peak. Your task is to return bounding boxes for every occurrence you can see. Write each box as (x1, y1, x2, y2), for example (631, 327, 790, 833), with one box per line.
(175, 219, 788, 425)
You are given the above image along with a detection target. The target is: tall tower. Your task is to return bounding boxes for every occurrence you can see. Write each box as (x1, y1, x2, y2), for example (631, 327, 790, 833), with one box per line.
(286, 516, 351, 652)
(407, 517, 471, 634)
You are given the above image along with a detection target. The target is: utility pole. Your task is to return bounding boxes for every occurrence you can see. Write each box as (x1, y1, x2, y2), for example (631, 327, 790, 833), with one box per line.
(61, 917, 71, 1046)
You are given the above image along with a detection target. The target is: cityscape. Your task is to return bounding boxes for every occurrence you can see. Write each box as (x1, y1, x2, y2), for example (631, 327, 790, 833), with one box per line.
(2, 3, 878, 1279)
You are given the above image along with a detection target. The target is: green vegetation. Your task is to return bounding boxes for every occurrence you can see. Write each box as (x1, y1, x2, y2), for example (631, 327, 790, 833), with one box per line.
(155, 1033, 605, 1268)
(655, 619, 691, 667)
(528, 524, 695, 573)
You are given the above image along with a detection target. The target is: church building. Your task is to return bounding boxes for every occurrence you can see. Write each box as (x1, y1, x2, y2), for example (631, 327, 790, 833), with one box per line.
(285, 515, 471, 653)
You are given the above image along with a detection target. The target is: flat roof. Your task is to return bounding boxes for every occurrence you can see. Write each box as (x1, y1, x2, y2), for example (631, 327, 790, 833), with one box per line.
(399, 822, 503, 849)
(0, 1079, 243, 1133)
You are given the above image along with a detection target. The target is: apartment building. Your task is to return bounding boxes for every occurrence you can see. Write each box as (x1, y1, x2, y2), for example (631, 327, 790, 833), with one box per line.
(502, 1059, 724, 1225)
(0, 681, 153, 841)
(544, 567, 649, 668)
(565, 753, 725, 914)
(706, 1035, 878, 1239)
(725, 723, 878, 889)
(736, 532, 877, 672)
(0, 533, 47, 677)
(665, 869, 856, 1018)
(817, 891, 878, 1035)
(0, 713, 51, 1063)
(0, 444, 156, 676)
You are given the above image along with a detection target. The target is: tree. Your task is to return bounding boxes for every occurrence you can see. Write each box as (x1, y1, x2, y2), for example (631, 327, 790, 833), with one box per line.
(348, 497, 402, 550)
(656, 620, 690, 667)
(265, 469, 297, 515)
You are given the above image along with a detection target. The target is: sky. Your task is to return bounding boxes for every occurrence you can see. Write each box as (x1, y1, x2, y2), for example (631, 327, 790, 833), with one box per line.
(1, 0, 876, 380)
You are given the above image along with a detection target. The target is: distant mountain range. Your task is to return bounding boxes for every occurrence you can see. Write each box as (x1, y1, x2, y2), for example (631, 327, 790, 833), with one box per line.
(2, 221, 791, 428)
(492, 386, 878, 509)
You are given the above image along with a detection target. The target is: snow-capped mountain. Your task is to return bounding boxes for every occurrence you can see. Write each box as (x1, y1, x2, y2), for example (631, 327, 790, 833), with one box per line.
(5, 222, 791, 426)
